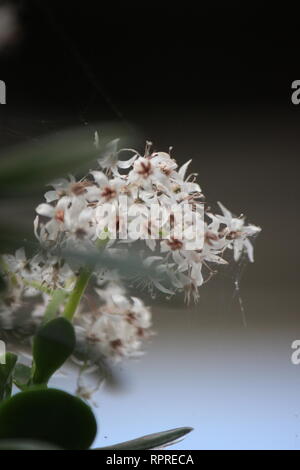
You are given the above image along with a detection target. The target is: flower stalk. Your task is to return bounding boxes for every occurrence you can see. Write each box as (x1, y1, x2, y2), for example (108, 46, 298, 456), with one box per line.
(43, 289, 68, 324)
(62, 267, 91, 321)
(62, 237, 109, 321)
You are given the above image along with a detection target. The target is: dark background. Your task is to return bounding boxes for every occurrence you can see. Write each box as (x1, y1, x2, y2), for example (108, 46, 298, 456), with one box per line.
(1, 3, 300, 122)
(1, 2, 300, 448)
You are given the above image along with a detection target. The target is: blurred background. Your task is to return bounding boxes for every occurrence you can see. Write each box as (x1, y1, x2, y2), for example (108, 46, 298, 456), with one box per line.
(0, 1, 300, 449)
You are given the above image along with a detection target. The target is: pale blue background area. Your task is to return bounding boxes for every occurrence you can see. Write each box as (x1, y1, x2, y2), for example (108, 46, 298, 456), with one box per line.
(53, 285, 300, 450)
(94, 331, 300, 450)
(97, 284, 300, 449)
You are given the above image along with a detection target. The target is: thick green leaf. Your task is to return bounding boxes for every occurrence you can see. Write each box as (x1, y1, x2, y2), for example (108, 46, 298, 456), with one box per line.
(97, 427, 193, 450)
(32, 317, 76, 385)
(0, 353, 17, 401)
(13, 364, 32, 390)
(0, 388, 97, 449)
(0, 439, 61, 450)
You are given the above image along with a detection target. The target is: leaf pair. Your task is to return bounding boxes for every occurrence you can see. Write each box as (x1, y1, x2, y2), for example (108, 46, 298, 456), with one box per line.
(0, 317, 193, 450)
(0, 123, 132, 195)
(0, 317, 97, 450)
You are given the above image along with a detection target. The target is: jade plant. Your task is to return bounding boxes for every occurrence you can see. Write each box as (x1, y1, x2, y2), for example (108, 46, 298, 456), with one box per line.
(0, 127, 260, 449)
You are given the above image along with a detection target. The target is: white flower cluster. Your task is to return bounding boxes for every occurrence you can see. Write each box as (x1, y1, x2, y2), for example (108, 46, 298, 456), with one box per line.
(0, 248, 152, 365)
(0, 138, 261, 371)
(35, 138, 260, 302)
(75, 284, 152, 362)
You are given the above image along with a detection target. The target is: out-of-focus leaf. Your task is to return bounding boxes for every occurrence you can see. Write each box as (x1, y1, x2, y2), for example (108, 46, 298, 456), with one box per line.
(0, 272, 6, 292)
(0, 237, 168, 285)
(0, 123, 134, 194)
(97, 427, 193, 450)
(13, 363, 31, 390)
(58, 247, 168, 282)
(0, 353, 17, 401)
(0, 439, 61, 450)
(0, 388, 97, 449)
(32, 317, 75, 385)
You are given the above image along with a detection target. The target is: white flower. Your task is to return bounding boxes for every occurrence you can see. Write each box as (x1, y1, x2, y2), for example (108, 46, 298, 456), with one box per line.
(44, 175, 92, 203)
(128, 156, 171, 191)
(172, 159, 201, 195)
(3, 248, 27, 274)
(35, 196, 71, 241)
(88, 172, 125, 203)
(96, 136, 138, 176)
(215, 202, 261, 262)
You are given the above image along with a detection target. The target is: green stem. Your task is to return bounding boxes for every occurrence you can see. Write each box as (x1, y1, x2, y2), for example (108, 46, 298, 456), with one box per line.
(43, 289, 68, 324)
(23, 279, 53, 296)
(62, 267, 92, 321)
(62, 236, 109, 322)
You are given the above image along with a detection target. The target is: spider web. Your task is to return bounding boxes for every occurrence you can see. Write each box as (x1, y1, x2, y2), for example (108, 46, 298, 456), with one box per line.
(217, 232, 261, 327)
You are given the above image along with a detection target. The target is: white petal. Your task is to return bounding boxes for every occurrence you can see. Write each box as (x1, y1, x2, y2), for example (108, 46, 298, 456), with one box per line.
(117, 154, 137, 169)
(246, 224, 261, 236)
(217, 201, 232, 219)
(184, 182, 201, 193)
(160, 241, 169, 253)
(15, 247, 26, 261)
(94, 131, 100, 149)
(178, 159, 192, 181)
(44, 190, 58, 203)
(172, 250, 186, 267)
(191, 263, 204, 286)
(145, 238, 156, 251)
(143, 256, 163, 267)
(36, 203, 55, 218)
(33, 216, 39, 239)
(244, 238, 254, 262)
(152, 279, 174, 295)
(233, 239, 243, 261)
(207, 253, 228, 264)
(50, 178, 68, 190)
(90, 171, 108, 186)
